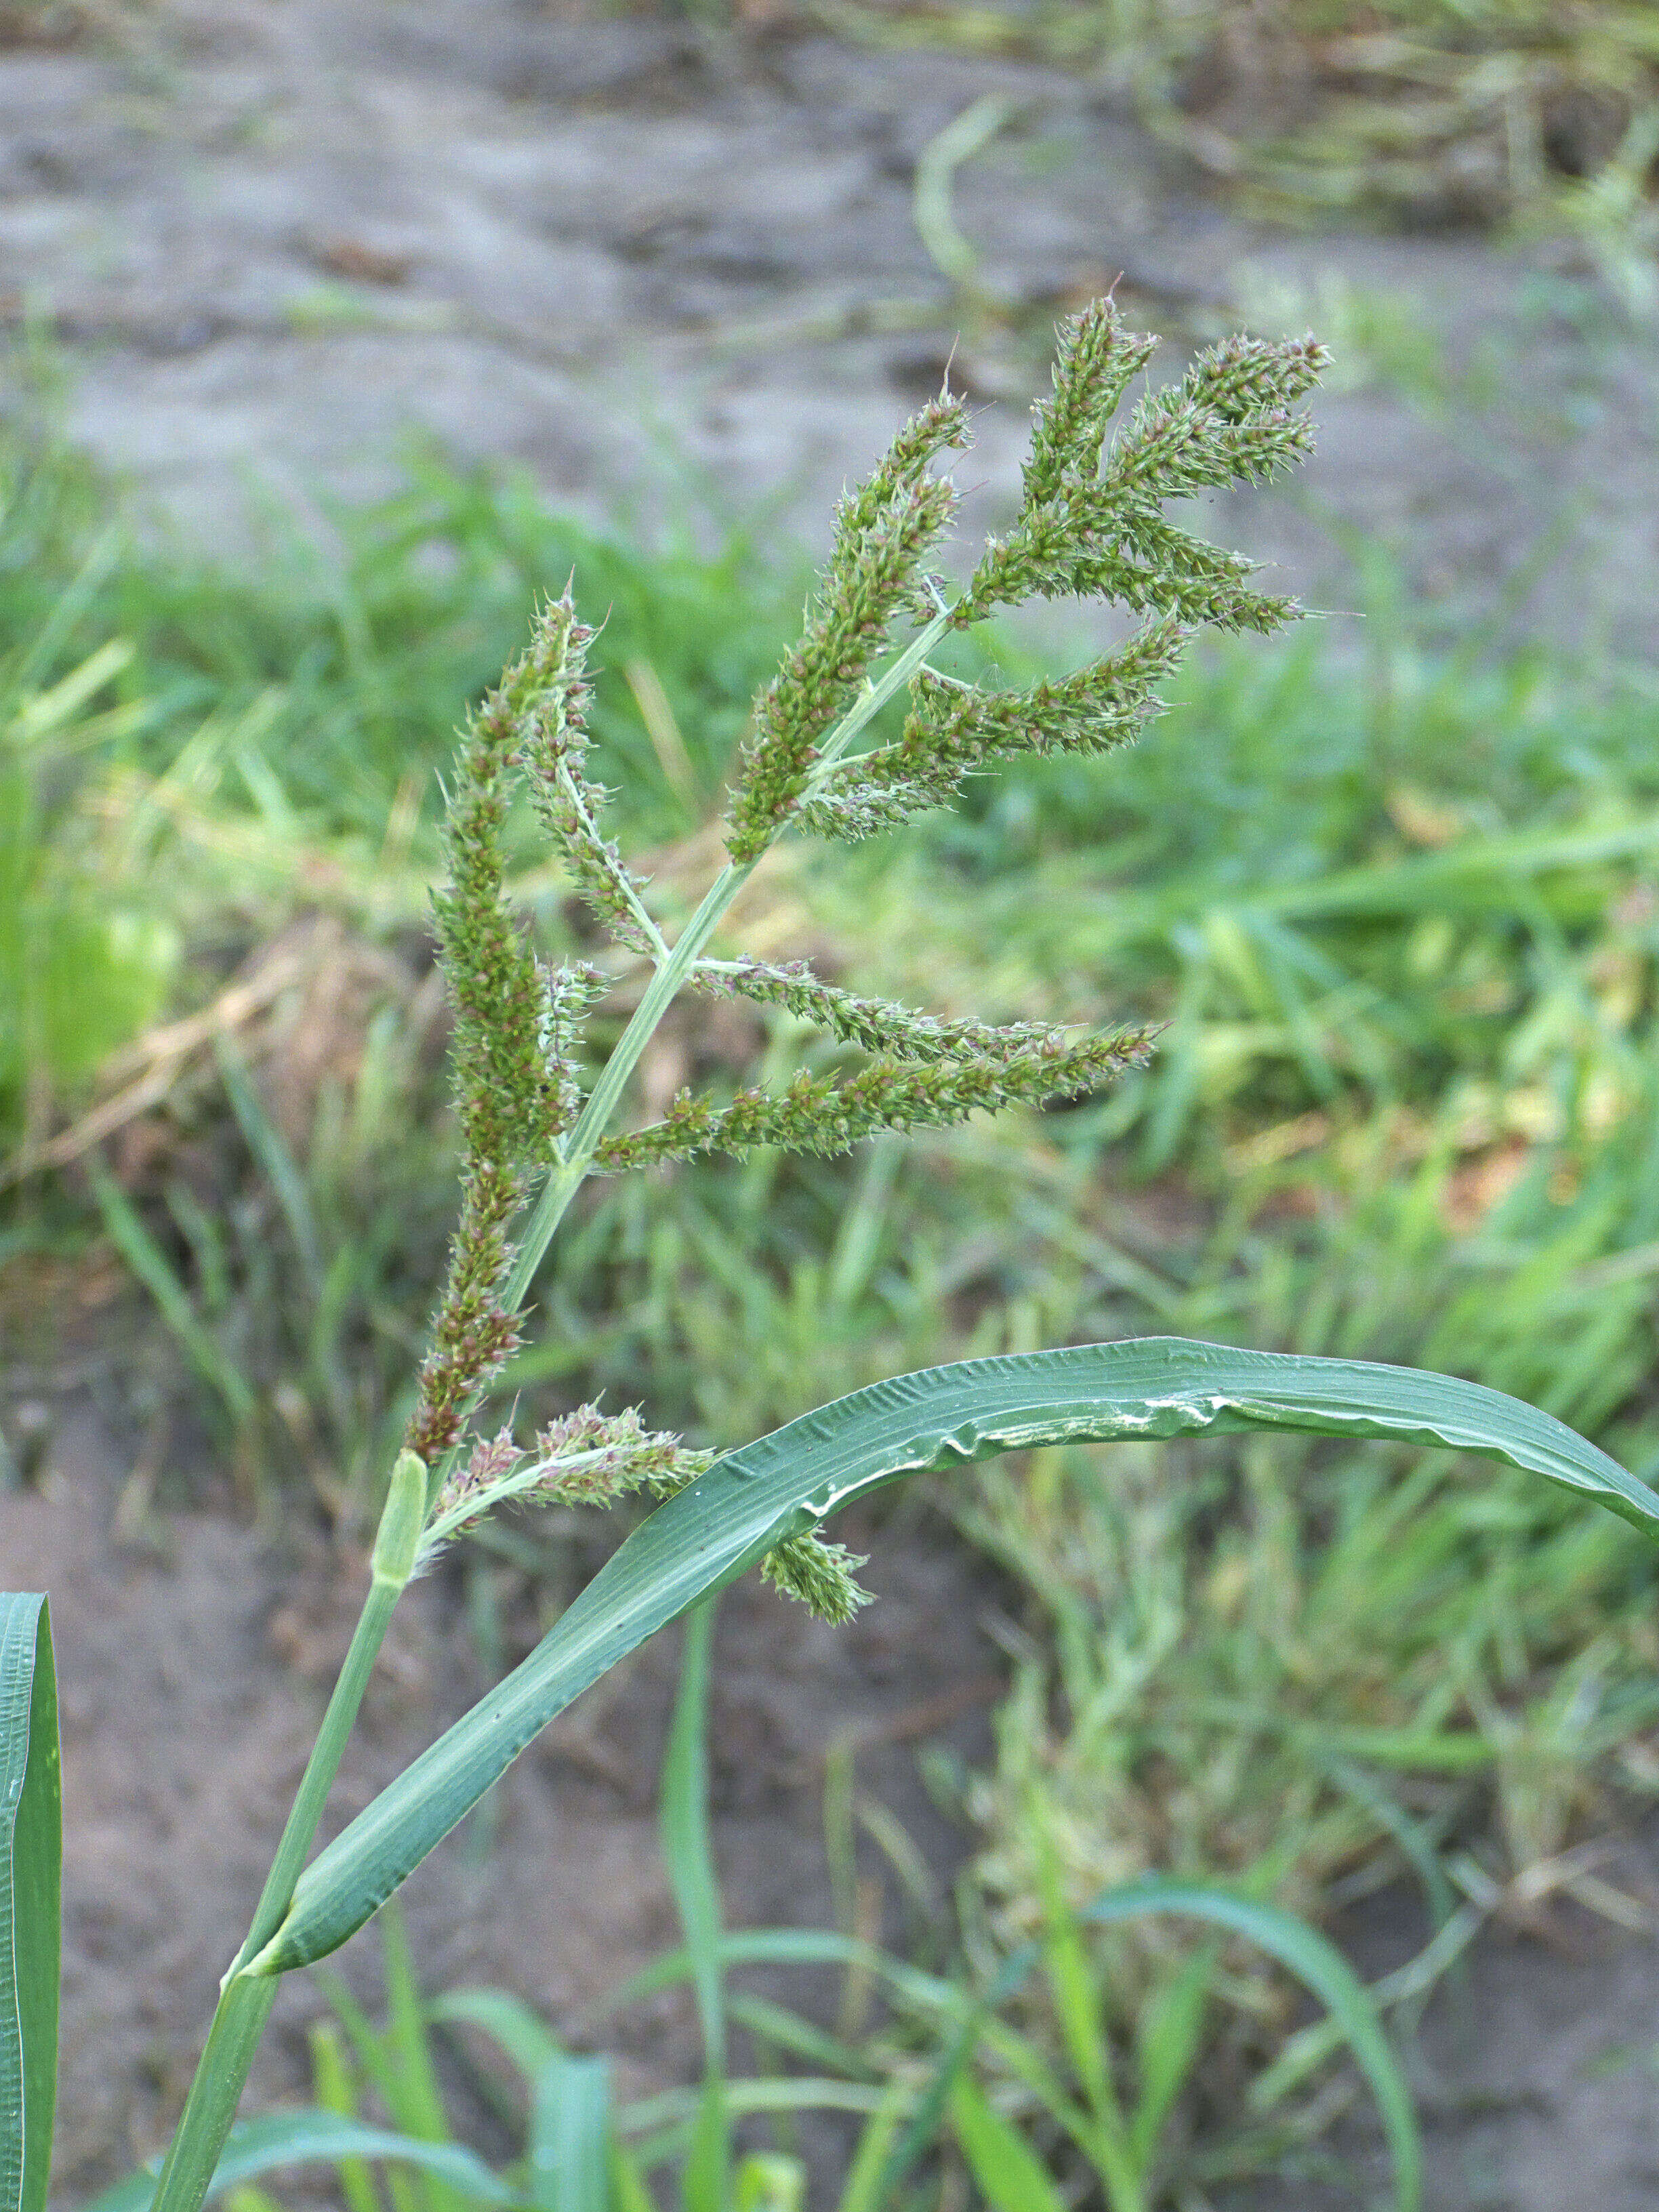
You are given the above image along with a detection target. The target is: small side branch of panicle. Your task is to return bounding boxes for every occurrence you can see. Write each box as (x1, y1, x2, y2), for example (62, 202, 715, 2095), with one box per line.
(516, 592, 661, 956)
(722, 391, 971, 863)
(1020, 302, 1159, 512)
(800, 614, 1188, 838)
(762, 1532, 872, 1625)
(591, 1025, 1153, 1174)
(696, 957, 1059, 1063)
(409, 599, 617, 1465)
(420, 1404, 714, 1565)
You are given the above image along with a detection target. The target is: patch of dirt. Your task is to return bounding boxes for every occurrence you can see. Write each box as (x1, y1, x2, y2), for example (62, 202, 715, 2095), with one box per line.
(0, 1, 1654, 652)
(1, 1393, 1003, 2201)
(1224, 1867, 1659, 2212)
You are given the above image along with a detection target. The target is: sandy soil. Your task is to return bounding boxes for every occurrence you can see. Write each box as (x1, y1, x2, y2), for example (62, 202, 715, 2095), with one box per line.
(6, 4, 1659, 2207)
(1, 0, 1656, 648)
(6, 1386, 1005, 2203)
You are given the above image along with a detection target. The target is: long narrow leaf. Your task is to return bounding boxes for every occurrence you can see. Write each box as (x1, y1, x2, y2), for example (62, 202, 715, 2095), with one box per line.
(661, 1602, 726, 2212)
(85, 2114, 514, 2212)
(1078, 1882, 1421, 2212)
(259, 1340, 1659, 1972)
(0, 1595, 59, 2212)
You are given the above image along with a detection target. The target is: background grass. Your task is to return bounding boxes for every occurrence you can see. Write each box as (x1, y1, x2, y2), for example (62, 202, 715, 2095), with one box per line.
(798, 0, 1659, 307)
(7, 403, 1659, 2199)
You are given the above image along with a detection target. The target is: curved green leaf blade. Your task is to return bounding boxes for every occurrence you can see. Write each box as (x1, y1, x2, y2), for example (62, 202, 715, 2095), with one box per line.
(0, 1593, 60, 2212)
(429, 1992, 560, 2086)
(260, 1339, 1658, 1971)
(1078, 1881, 1421, 2212)
(83, 2112, 516, 2212)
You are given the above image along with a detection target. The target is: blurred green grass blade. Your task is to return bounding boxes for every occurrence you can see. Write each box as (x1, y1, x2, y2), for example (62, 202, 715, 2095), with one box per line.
(527, 2051, 609, 2212)
(88, 1155, 256, 1431)
(1031, 1822, 1115, 2135)
(733, 2151, 806, 2211)
(428, 1992, 559, 2087)
(607, 2139, 654, 2212)
(213, 1036, 325, 1296)
(868, 1942, 1036, 2206)
(1027, 1832, 1143, 2198)
(222, 2186, 283, 2212)
(3, 528, 121, 709)
(1128, 1946, 1212, 2173)
(316, 1972, 403, 2132)
(1078, 1881, 1421, 2212)
(0, 1594, 59, 2212)
(725, 1993, 873, 2078)
(308, 2024, 381, 2212)
(619, 2080, 891, 2135)
(660, 1601, 727, 2212)
(257, 1340, 1659, 1973)
(85, 2114, 515, 2212)
(948, 2074, 1069, 2212)
(596, 1927, 957, 2023)
(1322, 1761, 1456, 1936)
(376, 1907, 462, 2212)
(832, 2083, 907, 2212)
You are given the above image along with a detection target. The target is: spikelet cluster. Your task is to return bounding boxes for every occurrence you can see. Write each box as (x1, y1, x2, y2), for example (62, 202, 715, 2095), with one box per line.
(722, 391, 971, 862)
(411, 300, 1327, 1618)
(421, 1405, 714, 1563)
(592, 1027, 1151, 1174)
(407, 598, 651, 1464)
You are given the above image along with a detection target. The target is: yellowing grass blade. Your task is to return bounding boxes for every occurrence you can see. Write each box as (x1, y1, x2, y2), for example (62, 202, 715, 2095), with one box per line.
(0, 1594, 60, 2212)
(256, 1338, 1659, 1973)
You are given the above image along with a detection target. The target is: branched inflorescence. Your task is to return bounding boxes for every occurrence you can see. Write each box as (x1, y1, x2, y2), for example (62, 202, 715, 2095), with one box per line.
(409, 302, 1326, 1616)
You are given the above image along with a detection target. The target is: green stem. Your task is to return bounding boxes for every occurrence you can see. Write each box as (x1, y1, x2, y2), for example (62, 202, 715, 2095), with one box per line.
(225, 1573, 403, 1977)
(501, 607, 953, 1322)
(500, 858, 754, 1316)
(147, 1454, 426, 2212)
(801, 608, 951, 789)
(142, 1975, 278, 2212)
(142, 607, 951, 2212)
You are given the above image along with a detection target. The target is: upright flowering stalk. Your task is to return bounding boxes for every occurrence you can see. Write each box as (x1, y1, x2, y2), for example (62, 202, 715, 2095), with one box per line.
(403, 301, 1330, 1618)
(140, 302, 1334, 2212)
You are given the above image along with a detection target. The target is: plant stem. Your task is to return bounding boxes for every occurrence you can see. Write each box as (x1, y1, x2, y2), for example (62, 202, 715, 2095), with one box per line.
(144, 611, 951, 2212)
(502, 607, 951, 1320)
(146, 1454, 426, 2212)
(499, 857, 755, 1317)
(142, 1975, 279, 2212)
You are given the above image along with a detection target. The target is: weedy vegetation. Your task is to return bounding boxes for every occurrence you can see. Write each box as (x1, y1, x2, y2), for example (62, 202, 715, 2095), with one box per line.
(803, 0, 1659, 308)
(6, 297, 1659, 2212)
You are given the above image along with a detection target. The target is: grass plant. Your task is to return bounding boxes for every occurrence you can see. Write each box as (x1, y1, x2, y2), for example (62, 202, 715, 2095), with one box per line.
(5, 300, 1659, 2211)
(75, 1597, 1420, 2212)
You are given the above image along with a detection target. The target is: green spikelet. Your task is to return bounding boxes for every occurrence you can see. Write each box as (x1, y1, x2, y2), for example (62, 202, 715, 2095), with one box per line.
(762, 1532, 873, 1624)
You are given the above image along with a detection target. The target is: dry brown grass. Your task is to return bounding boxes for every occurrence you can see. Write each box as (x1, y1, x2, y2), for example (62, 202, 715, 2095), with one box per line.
(811, 0, 1659, 249)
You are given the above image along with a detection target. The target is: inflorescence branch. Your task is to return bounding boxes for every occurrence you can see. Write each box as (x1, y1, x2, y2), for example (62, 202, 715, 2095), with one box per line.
(406, 300, 1328, 1616)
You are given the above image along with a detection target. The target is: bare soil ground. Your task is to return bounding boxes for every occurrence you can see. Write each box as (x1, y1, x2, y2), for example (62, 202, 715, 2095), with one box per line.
(2, 0, 1657, 645)
(5, 1382, 1005, 2204)
(7, 5, 1659, 2207)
